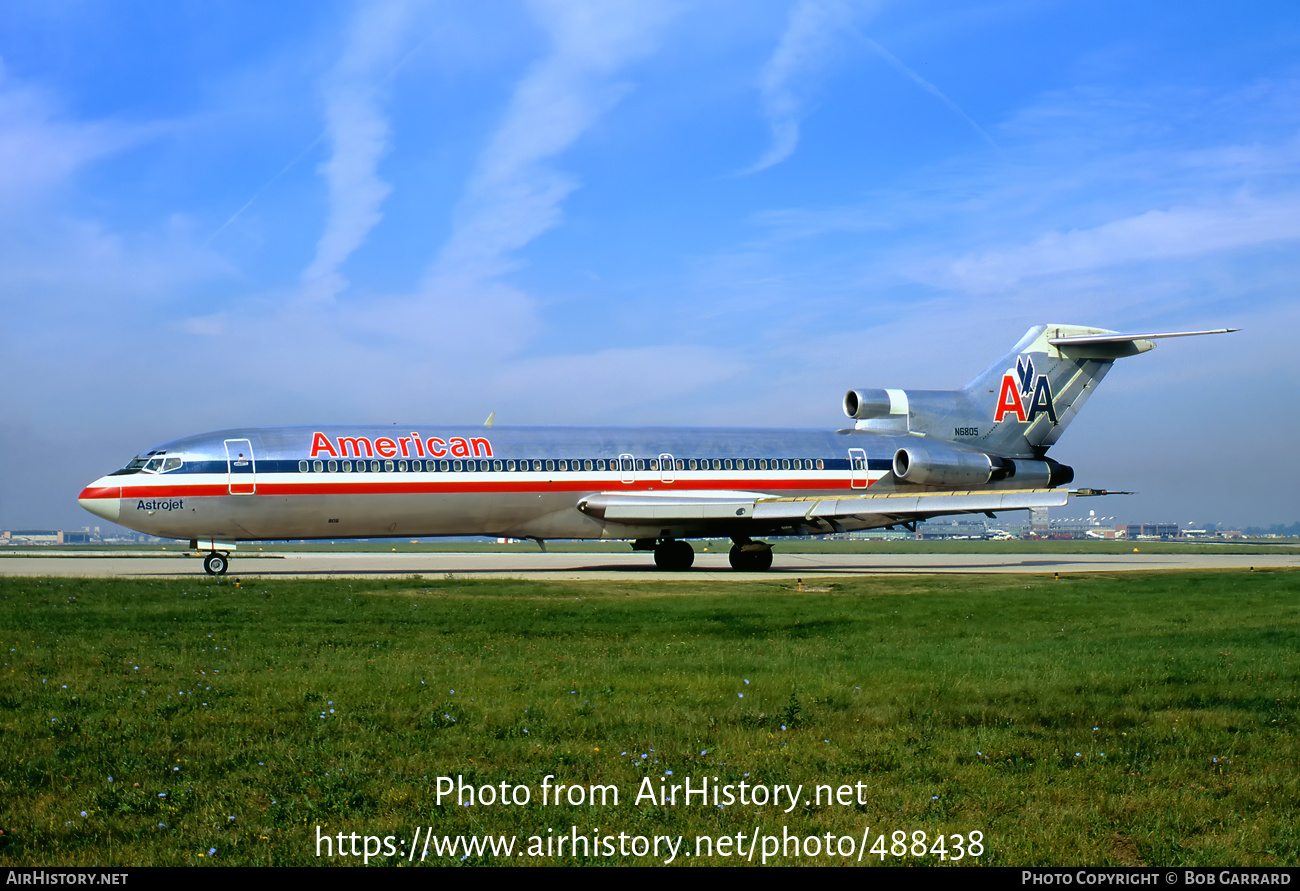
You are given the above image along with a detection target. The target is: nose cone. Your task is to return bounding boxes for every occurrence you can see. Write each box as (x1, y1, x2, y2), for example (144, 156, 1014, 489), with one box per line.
(79, 481, 121, 522)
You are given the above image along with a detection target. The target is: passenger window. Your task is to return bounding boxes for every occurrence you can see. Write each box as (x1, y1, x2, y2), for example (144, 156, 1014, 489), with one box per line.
(545, 460, 555, 472)
(384, 460, 394, 472)
(342, 460, 352, 472)
(534, 460, 543, 471)
(371, 461, 381, 472)
(816, 459, 824, 470)
(328, 460, 338, 472)
(299, 461, 308, 473)
(314, 460, 324, 472)
(355, 461, 366, 473)
(398, 460, 408, 472)
(441, 460, 450, 471)
(494, 460, 503, 471)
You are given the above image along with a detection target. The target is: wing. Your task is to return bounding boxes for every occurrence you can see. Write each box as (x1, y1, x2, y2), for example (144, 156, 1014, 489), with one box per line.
(577, 487, 1068, 532)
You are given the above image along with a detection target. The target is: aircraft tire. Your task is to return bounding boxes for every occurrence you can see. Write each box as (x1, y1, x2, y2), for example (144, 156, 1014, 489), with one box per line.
(203, 553, 229, 576)
(654, 540, 694, 571)
(729, 542, 773, 572)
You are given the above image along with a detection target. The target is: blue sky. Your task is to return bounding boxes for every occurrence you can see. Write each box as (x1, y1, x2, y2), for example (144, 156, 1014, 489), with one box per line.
(2, 0, 1297, 530)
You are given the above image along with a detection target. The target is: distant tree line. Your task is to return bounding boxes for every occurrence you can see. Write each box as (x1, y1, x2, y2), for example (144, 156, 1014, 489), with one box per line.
(1242, 522, 1300, 537)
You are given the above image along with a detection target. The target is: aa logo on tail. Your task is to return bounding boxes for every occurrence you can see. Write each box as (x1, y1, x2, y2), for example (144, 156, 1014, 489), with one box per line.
(994, 355, 1058, 424)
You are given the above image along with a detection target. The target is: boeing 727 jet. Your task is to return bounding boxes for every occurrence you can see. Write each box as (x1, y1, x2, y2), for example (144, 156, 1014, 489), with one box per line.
(78, 324, 1235, 574)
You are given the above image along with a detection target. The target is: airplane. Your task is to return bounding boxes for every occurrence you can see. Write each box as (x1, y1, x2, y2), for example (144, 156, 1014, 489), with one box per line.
(78, 323, 1235, 575)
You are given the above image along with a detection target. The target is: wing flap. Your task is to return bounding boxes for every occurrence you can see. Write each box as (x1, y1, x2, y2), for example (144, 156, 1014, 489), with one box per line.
(578, 488, 1069, 525)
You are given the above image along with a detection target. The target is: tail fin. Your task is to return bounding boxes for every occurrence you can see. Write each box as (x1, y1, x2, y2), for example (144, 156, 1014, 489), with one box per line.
(960, 323, 1125, 456)
(846, 324, 1236, 459)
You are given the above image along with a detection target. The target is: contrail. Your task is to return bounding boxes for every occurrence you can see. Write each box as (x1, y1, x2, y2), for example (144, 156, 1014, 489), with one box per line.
(862, 36, 1002, 155)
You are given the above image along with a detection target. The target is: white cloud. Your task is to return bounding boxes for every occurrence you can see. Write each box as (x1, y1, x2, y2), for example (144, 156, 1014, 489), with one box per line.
(745, 0, 879, 174)
(0, 71, 159, 209)
(940, 195, 1300, 292)
(429, 0, 674, 287)
(301, 0, 417, 303)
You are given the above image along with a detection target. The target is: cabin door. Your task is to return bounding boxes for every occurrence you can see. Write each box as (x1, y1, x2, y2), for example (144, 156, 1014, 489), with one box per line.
(225, 439, 257, 495)
(848, 447, 868, 489)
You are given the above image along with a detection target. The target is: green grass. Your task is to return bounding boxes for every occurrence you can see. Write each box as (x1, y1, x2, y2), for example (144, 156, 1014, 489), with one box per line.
(0, 571, 1295, 866)
(6, 537, 1299, 555)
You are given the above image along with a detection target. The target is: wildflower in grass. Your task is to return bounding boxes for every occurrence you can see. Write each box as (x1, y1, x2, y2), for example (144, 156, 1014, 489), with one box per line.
(80, 811, 87, 816)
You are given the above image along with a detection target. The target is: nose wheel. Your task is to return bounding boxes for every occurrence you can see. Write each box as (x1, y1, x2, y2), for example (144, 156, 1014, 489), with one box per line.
(203, 552, 230, 575)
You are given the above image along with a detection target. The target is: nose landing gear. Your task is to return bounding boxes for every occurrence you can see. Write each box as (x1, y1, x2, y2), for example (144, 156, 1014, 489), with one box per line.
(203, 552, 230, 575)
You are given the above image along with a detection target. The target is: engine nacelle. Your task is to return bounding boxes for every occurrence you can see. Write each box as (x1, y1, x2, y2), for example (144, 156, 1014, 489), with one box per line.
(892, 442, 1003, 487)
(844, 388, 907, 420)
(892, 442, 1074, 488)
(1002, 457, 1074, 488)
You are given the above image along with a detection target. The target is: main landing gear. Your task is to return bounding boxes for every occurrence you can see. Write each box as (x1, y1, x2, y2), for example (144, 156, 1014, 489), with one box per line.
(636, 537, 775, 571)
(653, 539, 695, 571)
(203, 552, 230, 575)
(728, 538, 773, 572)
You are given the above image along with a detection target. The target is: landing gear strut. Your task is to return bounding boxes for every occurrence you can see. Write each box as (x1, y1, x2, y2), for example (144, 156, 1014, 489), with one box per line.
(653, 539, 695, 571)
(203, 552, 230, 575)
(729, 538, 773, 572)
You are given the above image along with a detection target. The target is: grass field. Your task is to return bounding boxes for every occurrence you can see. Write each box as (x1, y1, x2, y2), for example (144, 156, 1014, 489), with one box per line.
(1, 570, 1295, 866)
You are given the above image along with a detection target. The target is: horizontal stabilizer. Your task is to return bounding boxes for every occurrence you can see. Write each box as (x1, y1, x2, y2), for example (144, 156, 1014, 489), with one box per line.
(1047, 328, 1238, 346)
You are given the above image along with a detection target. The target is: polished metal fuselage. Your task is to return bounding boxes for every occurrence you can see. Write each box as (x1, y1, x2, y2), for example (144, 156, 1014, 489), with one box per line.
(80, 424, 906, 542)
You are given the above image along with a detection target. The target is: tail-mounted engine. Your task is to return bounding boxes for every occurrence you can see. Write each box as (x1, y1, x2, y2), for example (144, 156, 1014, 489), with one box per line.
(891, 441, 1073, 488)
(843, 388, 906, 420)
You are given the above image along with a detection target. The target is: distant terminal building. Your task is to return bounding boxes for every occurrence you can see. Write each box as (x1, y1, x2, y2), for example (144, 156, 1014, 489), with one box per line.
(1115, 523, 1180, 540)
(1, 530, 93, 545)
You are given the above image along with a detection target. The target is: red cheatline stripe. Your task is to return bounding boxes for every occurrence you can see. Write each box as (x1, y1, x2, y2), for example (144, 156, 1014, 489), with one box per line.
(111, 476, 874, 499)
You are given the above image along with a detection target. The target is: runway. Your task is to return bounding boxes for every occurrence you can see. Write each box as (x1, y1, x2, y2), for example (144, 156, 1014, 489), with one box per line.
(2, 549, 1296, 580)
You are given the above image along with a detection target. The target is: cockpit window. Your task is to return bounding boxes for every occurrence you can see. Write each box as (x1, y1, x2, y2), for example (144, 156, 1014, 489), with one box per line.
(162, 457, 183, 473)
